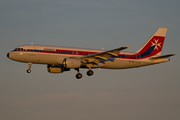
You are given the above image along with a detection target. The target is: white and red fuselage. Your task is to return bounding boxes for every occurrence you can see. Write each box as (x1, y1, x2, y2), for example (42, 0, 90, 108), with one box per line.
(7, 44, 170, 68)
(7, 28, 174, 79)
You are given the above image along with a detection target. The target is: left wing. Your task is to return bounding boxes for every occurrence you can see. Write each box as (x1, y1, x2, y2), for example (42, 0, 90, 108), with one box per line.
(79, 46, 130, 65)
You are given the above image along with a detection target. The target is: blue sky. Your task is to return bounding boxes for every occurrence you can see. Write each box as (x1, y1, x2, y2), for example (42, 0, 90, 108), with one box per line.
(0, 0, 180, 120)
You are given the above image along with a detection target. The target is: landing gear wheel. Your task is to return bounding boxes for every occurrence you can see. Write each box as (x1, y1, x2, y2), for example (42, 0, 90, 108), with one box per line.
(27, 69, 31, 73)
(87, 70, 93, 76)
(76, 73, 82, 79)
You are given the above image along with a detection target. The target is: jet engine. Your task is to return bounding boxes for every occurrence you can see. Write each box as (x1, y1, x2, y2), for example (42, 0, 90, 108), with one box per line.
(47, 64, 70, 73)
(62, 58, 81, 68)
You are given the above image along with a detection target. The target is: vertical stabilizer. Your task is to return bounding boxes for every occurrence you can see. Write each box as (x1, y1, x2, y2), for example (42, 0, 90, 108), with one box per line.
(137, 28, 167, 57)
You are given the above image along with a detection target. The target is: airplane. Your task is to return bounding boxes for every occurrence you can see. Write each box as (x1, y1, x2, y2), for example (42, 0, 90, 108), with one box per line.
(7, 28, 175, 79)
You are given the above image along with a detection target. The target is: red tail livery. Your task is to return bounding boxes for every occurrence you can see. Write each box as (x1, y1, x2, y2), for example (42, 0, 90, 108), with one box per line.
(137, 28, 167, 58)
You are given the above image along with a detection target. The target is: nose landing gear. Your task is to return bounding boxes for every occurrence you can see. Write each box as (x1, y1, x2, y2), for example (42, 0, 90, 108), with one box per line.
(27, 63, 32, 73)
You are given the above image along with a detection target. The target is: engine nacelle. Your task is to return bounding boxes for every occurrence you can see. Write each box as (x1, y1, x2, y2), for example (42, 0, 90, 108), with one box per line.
(63, 58, 81, 68)
(47, 64, 70, 73)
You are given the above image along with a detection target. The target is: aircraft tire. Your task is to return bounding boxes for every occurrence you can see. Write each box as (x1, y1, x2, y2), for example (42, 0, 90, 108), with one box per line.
(87, 70, 93, 76)
(76, 73, 82, 79)
(27, 69, 31, 73)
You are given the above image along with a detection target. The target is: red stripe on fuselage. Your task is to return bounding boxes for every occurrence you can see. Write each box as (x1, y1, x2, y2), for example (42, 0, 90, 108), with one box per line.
(12, 48, 155, 60)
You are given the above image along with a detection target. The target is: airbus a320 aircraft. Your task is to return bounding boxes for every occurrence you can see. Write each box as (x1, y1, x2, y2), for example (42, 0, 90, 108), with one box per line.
(7, 28, 174, 79)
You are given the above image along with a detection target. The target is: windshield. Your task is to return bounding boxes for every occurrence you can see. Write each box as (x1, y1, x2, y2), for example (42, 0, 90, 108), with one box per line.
(13, 48, 24, 51)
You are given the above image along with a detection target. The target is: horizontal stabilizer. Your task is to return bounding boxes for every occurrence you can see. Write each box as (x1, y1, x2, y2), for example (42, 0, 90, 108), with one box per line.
(150, 54, 175, 60)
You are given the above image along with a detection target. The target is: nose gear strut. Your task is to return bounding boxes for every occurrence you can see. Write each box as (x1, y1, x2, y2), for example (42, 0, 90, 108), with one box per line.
(27, 63, 32, 73)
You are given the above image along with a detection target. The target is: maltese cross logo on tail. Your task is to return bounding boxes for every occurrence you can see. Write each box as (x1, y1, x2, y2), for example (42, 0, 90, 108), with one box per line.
(151, 39, 161, 50)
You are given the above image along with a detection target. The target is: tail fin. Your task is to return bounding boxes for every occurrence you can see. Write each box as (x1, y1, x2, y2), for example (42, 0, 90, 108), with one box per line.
(137, 28, 167, 58)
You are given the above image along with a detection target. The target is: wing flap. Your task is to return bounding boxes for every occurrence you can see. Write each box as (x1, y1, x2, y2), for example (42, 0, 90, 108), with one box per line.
(95, 56, 108, 60)
(107, 52, 119, 56)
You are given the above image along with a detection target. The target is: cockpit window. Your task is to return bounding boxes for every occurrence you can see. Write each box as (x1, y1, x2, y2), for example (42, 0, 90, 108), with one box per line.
(13, 48, 24, 51)
(13, 48, 18, 51)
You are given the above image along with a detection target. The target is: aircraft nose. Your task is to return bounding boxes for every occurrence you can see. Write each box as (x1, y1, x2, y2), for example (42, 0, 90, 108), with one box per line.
(7, 53, 9, 58)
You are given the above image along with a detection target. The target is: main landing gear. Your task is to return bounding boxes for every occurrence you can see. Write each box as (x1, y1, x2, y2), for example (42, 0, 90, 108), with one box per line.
(27, 63, 32, 73)
(74, 68, 82, 79)
(87, 66, 94, 76)
(87, 70, 93, 76)
(74, 68, 94, 79)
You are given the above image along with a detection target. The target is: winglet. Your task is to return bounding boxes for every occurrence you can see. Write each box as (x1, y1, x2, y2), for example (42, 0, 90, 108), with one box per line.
(127, 45, 132, 52)
(127, 45, 132, 50)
